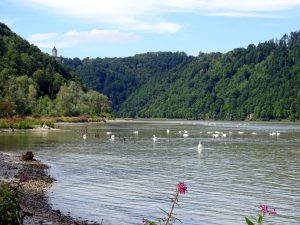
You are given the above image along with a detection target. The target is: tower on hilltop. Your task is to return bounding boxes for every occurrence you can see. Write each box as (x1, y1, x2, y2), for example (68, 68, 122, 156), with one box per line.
(52, 46, 57, 58)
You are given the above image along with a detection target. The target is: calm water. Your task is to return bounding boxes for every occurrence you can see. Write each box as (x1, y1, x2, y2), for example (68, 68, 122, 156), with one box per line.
(1, 120, 300, 225)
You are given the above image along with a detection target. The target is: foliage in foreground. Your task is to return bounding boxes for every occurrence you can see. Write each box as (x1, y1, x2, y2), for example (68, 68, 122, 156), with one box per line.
(143, 182, 188, 225)
(0, 182, 23, 225)
(245, 204, 277, 225)
(142, 182, 278, 225)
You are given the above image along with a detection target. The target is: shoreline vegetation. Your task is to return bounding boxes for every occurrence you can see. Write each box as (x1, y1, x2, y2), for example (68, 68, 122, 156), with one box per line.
(0, 116, 299, 131)
(0, 152, 100, 225)
(0, 116, 110, 130)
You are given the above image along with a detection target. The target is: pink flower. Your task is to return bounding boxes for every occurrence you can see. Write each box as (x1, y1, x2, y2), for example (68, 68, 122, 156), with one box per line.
(268, 208, 277, 215)
(177, 182, 187, 194)
(259, 204, 277, 216)
(259, 204, 269, 215)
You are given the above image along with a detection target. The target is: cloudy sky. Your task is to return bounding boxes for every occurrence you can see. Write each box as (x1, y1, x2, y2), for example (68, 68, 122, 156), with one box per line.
(1, 0, 300, 58)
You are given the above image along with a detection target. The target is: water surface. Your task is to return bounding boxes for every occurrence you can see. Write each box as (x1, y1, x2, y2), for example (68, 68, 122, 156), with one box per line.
(1, 120, 300, 225)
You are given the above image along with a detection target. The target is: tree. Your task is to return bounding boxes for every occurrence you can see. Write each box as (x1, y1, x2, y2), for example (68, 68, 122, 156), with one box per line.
(55, 81, 84, 116)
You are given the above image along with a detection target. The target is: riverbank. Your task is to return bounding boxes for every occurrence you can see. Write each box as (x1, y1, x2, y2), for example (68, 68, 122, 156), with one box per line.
(0, 152, 100, 225)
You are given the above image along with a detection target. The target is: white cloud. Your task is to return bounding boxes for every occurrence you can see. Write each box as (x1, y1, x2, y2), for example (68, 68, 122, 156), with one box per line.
(130, 22, 181, 33)
(14, 0, 300, 33)
(28, 29, 140, 49)
(165, 0, 300, 12)
(65, 29, 139, 42)
(28, 32, 58, 42)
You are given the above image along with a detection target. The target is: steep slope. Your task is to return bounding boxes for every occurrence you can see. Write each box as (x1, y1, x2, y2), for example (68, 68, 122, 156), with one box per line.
(64, 52, 193, 110)
(0, 22, 110, 117)
(67, 31, 300, 121)
(121, 35, 300, 120)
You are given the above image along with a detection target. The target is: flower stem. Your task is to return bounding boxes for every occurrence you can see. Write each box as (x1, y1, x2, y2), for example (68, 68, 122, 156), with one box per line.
(165, 190, 179, 225)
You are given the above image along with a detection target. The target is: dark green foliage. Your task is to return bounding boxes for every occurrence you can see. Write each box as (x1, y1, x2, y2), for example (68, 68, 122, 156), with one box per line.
(0, 22, 110, 117)
(67, 31, 300, 121)
(64, 52, 193, 111)
(0, 182, 23, 225)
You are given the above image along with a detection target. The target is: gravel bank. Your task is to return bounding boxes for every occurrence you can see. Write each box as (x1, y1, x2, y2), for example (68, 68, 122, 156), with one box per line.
(0, 152, 100, 225)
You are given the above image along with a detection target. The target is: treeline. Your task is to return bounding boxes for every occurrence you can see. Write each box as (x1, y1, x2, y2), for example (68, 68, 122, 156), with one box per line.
(63, 52, 192, 110)
(0, 22, 110, 117)
(66, 31, 300, 121)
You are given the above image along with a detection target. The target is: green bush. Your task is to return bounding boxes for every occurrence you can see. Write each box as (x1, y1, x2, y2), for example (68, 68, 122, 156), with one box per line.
(0, 182, 23, 225)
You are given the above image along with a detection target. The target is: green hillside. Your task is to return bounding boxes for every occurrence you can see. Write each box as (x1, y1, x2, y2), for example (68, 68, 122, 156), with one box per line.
(67, 31, 300, 121)
(64, 52, 192, 110)
(0, 22, 110, 117)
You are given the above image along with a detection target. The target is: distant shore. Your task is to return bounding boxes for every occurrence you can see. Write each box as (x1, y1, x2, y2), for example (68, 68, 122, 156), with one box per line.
(0, 152, 99, 225)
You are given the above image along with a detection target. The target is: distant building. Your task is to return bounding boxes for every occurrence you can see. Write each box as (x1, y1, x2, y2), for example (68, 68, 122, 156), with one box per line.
(51, 46, 63, 63)
(52, 46, 57, 57)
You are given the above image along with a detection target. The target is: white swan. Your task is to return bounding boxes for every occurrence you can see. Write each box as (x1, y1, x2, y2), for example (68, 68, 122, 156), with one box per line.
(197, 141, 203, 151)
(83, 134, 87, 140)
(106, 131, 112, 135)
(133, 130, 139, 134)
(166, 129, 170, 134)
(153, 135, 157, 142)
(212, 134, 219, 138)
(276, 131, 280, 136)
(269, 132, 276, 136)
(183, 133, 189, 137)
(110, 135, 115, 140)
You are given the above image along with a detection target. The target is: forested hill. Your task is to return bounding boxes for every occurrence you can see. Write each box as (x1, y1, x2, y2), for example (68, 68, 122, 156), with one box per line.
(66, 31, 300, 121)
(63, 52, 193, 110)
(0, 22, 110, 117)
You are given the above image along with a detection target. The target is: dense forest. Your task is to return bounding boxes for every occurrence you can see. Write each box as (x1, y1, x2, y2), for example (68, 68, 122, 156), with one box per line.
(0, 22, 110, 117)
(63, 52, 193, 111)
(1, 21, 299, 121)
(65, 32, 300, 121)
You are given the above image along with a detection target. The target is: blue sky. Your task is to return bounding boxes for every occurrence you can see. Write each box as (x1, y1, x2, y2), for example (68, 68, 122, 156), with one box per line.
(1, 0, 300, 59)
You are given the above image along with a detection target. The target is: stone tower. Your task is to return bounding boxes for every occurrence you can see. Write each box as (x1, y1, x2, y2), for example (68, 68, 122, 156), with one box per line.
(52, 47, 57, 57)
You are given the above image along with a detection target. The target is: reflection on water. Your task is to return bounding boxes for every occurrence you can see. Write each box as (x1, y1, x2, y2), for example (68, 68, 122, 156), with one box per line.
(1, 120, 300, 225)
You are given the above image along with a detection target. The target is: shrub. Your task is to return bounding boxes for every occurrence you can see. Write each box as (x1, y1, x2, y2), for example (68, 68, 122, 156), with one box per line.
(0, 182, 23, 225)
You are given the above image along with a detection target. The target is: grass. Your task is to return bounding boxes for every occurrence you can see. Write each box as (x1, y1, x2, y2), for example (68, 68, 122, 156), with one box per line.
(0, 117, 55, 129)
(0, 115, 110, 129)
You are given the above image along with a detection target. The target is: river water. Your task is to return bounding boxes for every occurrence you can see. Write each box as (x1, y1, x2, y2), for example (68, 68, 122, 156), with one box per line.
(1, 120, 300, 225)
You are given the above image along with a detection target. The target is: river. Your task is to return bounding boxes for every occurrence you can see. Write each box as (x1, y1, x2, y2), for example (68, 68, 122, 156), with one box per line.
(1, 120, 300, 225)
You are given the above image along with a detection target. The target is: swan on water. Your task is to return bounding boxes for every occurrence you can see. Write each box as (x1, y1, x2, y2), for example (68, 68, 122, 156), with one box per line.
(212, 133, 219, 138)
(153, 135, 157, 142)
(197, 141, 203, 151)
(83, 134, 87, 140)
(183, 132, 189, 137)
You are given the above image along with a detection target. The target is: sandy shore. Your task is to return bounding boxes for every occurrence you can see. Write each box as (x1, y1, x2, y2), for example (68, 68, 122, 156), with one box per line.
(0, 152, 100, 225)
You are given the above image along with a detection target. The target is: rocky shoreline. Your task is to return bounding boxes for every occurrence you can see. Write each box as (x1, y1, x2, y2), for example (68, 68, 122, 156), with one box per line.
(0, 152, 100, 225)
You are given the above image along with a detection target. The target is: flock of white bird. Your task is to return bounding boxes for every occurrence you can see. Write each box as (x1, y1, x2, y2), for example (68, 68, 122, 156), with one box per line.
(82, 129, 281, 152)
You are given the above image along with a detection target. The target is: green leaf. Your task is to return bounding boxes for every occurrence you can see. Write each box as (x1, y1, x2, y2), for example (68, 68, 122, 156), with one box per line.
(149, 222, 157, 225)
(245, 217, 256, 225)
(258, 215, 263, 225)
